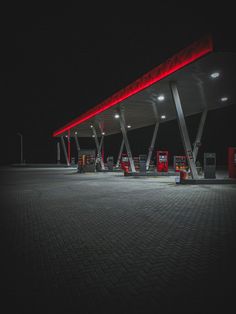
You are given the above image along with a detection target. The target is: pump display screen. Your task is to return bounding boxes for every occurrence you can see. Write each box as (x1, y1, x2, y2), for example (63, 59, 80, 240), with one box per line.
(159, 155, 167, 161)
(206, 157, 215, 165)
(122, 156, 129, 162)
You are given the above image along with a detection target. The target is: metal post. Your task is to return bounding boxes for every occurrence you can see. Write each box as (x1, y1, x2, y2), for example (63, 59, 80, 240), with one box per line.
(97, 134, 105, 167)
(17, 132, 23, 164)
(98, 121, 105, 164)
(99, 135, 105, 170)
(92, 127, 105, 170)
(92, 127, 99, 150)
(193, 109, 207, 162)
(118, 108, 136, 173)
(67, 130, 71, 164)
(98, 135, 104, 153)
(170, 81, 199, 179)
(74, 134, 80, 163)
(115, 138, 124, 168)
(146, 121, 159, 170)
(60, 136, 70, 166)
(57, 142, 61, 164)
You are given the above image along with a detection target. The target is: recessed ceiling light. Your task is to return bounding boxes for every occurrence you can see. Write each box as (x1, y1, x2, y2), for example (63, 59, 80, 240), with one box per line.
(75, 131, 77, 135)
(127, 125, 131, 128)
(161, 115, 166, 119)
(221, 97, 228, 102)
(157, 95, 165, 101)
(65, 135, 68, 138)
(102, 132, 105, 135)
(210, 72, 220, 78)
(92, 134, 95, 137)
(90, 125, 93, 128)
(114, 114, 120, 119)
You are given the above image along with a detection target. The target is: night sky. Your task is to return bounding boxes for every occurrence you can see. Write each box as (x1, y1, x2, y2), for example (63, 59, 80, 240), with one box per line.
(1, 5, 236, 165)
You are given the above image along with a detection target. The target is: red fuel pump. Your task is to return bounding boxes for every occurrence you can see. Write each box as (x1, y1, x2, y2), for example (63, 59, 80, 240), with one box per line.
(228, 147, 236, 178)
(157, 151, 168, 172)
(120, 153, 130, 174)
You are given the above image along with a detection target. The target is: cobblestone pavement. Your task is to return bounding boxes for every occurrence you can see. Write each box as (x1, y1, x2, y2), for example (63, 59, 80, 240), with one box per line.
(1, 168, 236, 313)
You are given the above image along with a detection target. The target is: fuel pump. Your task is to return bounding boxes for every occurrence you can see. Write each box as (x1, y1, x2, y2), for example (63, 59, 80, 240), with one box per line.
(204, 153, 216, 179)
(228, 147, 236, 178)
(157, 151, 168, 172)
(173, 156, 186, 172)
(139, 154, 147, 173)
(107, 156, 114, 171)
(120, 153, 130, 174)
(77, 149, 96, 173)
(134, 157, 140, 171)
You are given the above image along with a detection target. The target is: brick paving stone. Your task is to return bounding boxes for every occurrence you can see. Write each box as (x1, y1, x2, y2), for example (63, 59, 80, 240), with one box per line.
(0, 168, 236, 313)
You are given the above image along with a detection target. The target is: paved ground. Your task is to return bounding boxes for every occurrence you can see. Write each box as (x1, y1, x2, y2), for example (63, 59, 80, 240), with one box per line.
(1, 168, 236, 313)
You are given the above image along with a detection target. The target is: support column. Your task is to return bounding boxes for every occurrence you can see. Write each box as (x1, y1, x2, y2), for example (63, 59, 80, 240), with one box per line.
(118, 108, 136, 173)
(98, 135, 104, 154)
(115, 138, 124, 168)
(67, 130, 71, 164)
(146, 121, 159, 170)
(92, 127, 105, 170)
(98, 122, 105, 164)
(98, 135, 105, 170)
(74, 134, 80, 152)
(57, 141, 61, 164)
(193, 109, 207, 162)
(170, 81, 199, 179)
(60, 136, 70, 166)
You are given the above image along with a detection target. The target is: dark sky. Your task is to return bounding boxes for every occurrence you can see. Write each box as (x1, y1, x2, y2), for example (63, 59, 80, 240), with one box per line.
(1, 5, 236, 165)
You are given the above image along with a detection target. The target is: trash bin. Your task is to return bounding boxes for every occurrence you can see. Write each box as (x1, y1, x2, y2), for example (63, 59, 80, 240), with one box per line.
(180, 170, 188, 180)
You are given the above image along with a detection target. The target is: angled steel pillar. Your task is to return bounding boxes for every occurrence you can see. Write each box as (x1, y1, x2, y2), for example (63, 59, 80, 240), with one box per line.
(118, 108, 136, 173)
(67, 130, 71, 164)
(146, 121, 159, 170)
(92, 127, 99, 151)
(74, 134, 80, 152)
(57, 141, 61, 164)
(98, 135, 104, 154)
(60, 136, 70, 166)
(193, 109, 207, 162)
(92, 127, 105, 170)
(99, 136, 105, 170)
(170, 81, 199, 179)
(115, 138, 124, 168)
(98, 121, 105, 164)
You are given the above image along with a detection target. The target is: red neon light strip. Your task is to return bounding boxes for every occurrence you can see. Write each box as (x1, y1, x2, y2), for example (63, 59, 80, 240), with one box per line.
(53, 35, 213, 137)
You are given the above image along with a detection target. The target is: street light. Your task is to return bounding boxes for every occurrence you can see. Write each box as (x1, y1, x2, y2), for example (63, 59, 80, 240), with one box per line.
(17, 132, 23, 164)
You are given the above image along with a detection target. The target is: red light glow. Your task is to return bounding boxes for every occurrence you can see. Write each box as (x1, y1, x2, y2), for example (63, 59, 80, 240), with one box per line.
(53, 35, 213, 137)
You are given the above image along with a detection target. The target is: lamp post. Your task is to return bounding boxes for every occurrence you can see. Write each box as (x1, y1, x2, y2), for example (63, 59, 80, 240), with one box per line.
(17, 132, 23, 164)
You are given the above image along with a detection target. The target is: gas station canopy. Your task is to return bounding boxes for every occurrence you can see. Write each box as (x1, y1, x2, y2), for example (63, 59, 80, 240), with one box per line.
(52, 35, 235, 138)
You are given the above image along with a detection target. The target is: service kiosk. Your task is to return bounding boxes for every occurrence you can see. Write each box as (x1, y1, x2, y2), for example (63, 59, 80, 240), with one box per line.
(71, 157, 75, 166)
(107, 156, 114, 171)
(139, 154, 147, 173)
(132, 157, 139, 171)
(204, 153, 216, 179)
(157, 151, 168, 172)
(228, 147, 236, 178)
